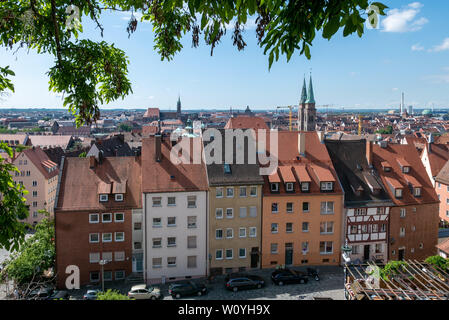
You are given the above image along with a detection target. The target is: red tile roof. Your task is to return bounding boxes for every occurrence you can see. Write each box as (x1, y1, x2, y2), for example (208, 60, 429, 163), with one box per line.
(427, 143, 449, 177)
(20, 147, 59, 180)
(437, 238, 449, 255)
(293, 165, 312, 182)
(278, 166, 296, 183)
(141, 136, 208, 193)
(224, 116, 269, 130)
(143, 108, 160, 118)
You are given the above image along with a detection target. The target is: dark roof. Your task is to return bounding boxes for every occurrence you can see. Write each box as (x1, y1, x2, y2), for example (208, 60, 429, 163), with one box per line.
(89, 135, 134, 157)
(325, 140, 392, 207)
(44, 147, 89, 166)
(203, 129, 264, 186)
(57, 126, 91, 136)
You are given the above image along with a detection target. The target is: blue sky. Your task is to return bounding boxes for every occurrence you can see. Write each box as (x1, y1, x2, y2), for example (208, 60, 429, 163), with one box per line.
(1, 0, 449, 111)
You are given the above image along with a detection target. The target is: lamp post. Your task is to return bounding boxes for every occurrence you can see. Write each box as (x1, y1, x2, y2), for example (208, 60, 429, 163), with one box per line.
(99, 259, 108, 292)
(341, 240, 352, 300)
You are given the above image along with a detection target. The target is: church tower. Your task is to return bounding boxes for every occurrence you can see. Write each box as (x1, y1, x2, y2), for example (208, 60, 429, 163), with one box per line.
(298, 77, 307, 131)
(304, 74, 316, 131)
(177, 95, 182, 116)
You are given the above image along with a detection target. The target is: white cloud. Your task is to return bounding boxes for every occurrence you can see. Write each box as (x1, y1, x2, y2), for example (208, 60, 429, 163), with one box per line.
(381, 2, 428, 33)
(430, 38, 449, 52)
(425, 67, 449, 84)
(411, 43, 424, 51)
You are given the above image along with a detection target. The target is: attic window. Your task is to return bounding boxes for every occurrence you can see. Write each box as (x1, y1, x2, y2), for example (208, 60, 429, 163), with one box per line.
(395, 188, 403, 199)
(402, 166, 410, 174)
(224, 164, 231, 174)
(414, 187, 421, 197)
(320, 182, 334, 192)
(99, 194, 108, 202)
(115, 194, 124, 202)
(301, 182, 310, 192)
(270, 183, 279, 192)
(286, 183, 294, 192)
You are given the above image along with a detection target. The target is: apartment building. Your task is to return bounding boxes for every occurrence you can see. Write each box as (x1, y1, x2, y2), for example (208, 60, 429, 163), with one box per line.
(372, 142, 439, 261)
(325, 140, 393, 264)
(261, 131, 344, 268)
(204, 130, 264, 275)
(435, 160, 449, 225)
(55, 156, 142, 288)
(142, 135, 208, 284)
(12, 147, 59, 225)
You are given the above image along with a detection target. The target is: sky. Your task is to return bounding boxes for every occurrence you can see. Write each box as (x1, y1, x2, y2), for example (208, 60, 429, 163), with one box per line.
(0, 0, 449, 111)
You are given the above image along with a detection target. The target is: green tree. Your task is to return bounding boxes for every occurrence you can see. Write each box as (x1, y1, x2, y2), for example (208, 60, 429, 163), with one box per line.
(0, 214, 55, 285)
(96, 289, 130, 300)
(78, 151, 87, 158)
(118, 123, 132, 132)
(1, 0, 387, 125)
(425, 255, 449, 271)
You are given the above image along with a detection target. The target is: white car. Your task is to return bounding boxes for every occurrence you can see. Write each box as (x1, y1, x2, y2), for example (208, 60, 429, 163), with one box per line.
(127, 284, 162, 300)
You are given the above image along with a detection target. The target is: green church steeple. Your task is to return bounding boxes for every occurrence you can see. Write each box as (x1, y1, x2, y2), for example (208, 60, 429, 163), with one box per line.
(300, 77, 307, 104)
(306, 74, 315, 104)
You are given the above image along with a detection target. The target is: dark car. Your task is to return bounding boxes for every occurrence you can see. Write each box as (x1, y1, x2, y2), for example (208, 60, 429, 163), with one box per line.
(83, 289, 100, 300)
(271, 269, 309, 286)
(224, 274, 265, 292)
(28, 287, 54, 300)
(168, 281, 208, 299)
(47, 290, 70, 300)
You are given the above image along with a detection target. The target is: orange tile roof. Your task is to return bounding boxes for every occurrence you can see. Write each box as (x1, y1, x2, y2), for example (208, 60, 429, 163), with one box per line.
(404, 174, 422, 188)
(397, 158, 411, 167)
(293, 165, 312, 182)
(224, 116, 269, 130)
(278, 166, 295, 183)
(385, 176, 403, 189)
(268, 170, 281, 183)
(310, 164, 335, 182)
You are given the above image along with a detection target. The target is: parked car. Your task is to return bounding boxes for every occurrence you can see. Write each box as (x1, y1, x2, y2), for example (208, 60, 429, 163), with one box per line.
(28, 287, 54, 300)
(83, 289, 100, 300)
(168, 281, 207, 299)
(271, 269, 309, 286)
(224, 273, 265, 292)
(48, 290, 70, 300)
(128, 284, 163, 300)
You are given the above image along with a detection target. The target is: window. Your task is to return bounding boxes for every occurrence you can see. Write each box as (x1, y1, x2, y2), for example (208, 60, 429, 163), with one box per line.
(239, 248, 246, 258)
(215, 229, 223, 239)
(395, 188, 403, 198)
(350, 225, 358, 234)
(152, 197, 162, 207)
(271, 203, 279, 213)
(372, 224, 379, 233)
(32, 201, 38, 208)
(302, 222, 309, 232)
(249, 227, 257, 238)
(400, 208, 406, 218)
(226, 228, 234, 239)
(102, 252, 112, 262)
(32, 181, 37, 187)
(167, 197, 176, 206)
(377, 207, 385, 215)
(320, 202, 334, 215)
(419, 243, 423, 249)
(320, 222, 334, 234)
(239, 227, 247, 238)
(403, 166, 410, 174)
(167, 257, 176, 267)
(216, 187, 223, 198)
(375, 244, 383, 253)
(362, 225, 368, 233)
(187, 236, 197, 249)
(226, 187, 234, 198)
(89, 213, 99, 224)
(303, 202, 310, 212)
(115, 270, 125, 280)
(152, 258, 162, 268)
(355, 208, 367, 216)
(32, 191, 38, 197)
(152, 217, 162, 227)
(414, 187, 421, 197)
(216, 249, 223, 260)
(167, 237, 176, 247)
(239, 207, 247, 218)
(352, 245, 359, 255)
(302, 242, 309, 254)
(224, 164, 231, 174)
(102, 213, 112, 223)
(99, 194, 108, 202)
(134, 222, 142, 230)
(225, 249, 233, 259)
(286, 202, 293, 213)
(89, 233, 99, 243)
(115, 194, 124, 202)
(215, 208, 224, 219)
(102, 233, 112, 242)
(152, 238, 162, 248)
(286, 183, 294, 192)
(271, 223, 278, 233)
(89, 253, 100, 263)
(187, 196, 197, 208)
(114, 232, 124, 242)
(90, 272, 100, 282)
(134, 242, 142, 250)
(187, 216, 197, 228)
(301, 182, 310, 192)
(114, 212, 124, 222)
(226, 208, 234, 219)
(320, 182, 333, 191)
(187, 256, 197, 268)
(249, 206, 257, 218)
(114, 251, 125, 261)
(400, 227, 406, 237)
(271, 243, 278, 254)
(239, 187, 247, 197)
(33, 211, 38, 218)
(167, 217, 176, 227)
(270, 183, 279, 192)
(381, 224, 387, 232)
(320, 241, 333, 254)
(286, 223, 293, 233)
(250, 186, 257, 197)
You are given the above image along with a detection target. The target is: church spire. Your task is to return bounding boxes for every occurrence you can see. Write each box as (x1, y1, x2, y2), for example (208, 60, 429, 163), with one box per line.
(300, 77, 307, 104)
(177, 94, 181, 115)
(306, 74, 315, 104)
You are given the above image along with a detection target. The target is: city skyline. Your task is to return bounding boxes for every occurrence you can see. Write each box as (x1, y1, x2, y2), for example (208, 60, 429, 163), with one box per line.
(0, 1, 449, 111)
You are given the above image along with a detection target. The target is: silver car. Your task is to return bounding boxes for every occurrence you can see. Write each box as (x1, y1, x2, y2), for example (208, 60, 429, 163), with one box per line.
(127, 284, 162, 300)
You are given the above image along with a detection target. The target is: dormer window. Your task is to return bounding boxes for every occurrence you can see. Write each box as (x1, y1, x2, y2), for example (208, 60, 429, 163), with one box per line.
(301, 182, 310, 192)
(381, 162, 391, 172)
(99, 194, 108, 202)
(395, 188, 403, 199)
(402, 166, 410, 174)
(115, 194, 124, 202)
(320, 182, 333, 192)
(224, 164, 231, 174)
(270, 183, 279, 192)
(414, 187, 421, 197)
(285, 183, 294, 192)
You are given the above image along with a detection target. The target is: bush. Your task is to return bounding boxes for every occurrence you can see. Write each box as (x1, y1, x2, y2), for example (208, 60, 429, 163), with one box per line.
(96, 289, 130, 300)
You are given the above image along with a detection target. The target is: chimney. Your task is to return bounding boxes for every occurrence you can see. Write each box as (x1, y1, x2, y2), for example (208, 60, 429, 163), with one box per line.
(428, 133, 434, 153)
(298, 132, 306, 156)
(155, 135, 162, 162)
(317, 131, 325, 143)
(366, 140, 373, 167)
(89, 155, 96, 169)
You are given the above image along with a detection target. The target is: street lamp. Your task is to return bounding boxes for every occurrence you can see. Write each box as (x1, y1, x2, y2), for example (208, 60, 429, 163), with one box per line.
(341, 240, 352, 300)
(99, 259, 109, 292)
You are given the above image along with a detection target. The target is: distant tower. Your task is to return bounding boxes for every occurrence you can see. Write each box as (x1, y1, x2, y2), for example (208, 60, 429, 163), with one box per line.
(298, 77, 307, 131)
(408, 105, 413, 115)
(304, 74, 317, 131)
(177, 95, 182, 116)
